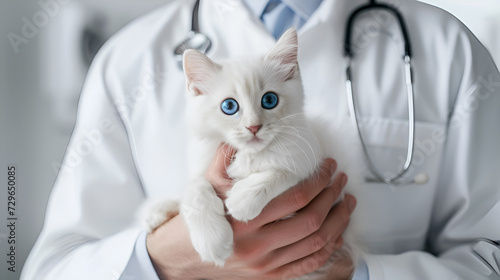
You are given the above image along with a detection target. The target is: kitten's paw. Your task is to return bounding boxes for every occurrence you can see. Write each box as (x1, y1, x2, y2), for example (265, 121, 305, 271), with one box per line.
(186, 213, 234, 266)
(226, 184, 267, 222)
(143, 200, 179, 232)
(191, 220, 233, 267)
(181, 179, 235, 265)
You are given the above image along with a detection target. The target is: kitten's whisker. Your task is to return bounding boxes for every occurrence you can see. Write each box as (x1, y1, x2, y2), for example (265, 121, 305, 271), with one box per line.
(275, 134, 314, 174)
(279, 126, 316, 140)
(275, 112, 306, 123)
(281, 125, 314, 134)
(280, 129, 319, 169)
(276, 138, 298, 173)
(271, 139, 296, 173)
(220, 142, 237, 180)
(273, 124, 315, 136)
(275, 134, 316, 174)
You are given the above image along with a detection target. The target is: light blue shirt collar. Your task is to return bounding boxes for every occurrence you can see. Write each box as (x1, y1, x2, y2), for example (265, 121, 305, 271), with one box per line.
(244, 0, 270, 20)
(243, 0, 323, 22)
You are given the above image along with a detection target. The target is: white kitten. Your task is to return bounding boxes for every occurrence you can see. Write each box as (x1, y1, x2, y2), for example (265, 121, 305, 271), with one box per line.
(144, 29, 363, 278)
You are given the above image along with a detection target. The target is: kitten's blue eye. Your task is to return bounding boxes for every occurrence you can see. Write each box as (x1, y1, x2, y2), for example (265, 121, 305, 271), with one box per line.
(261, 92, 279, 110)
(221, 98, 239, 115)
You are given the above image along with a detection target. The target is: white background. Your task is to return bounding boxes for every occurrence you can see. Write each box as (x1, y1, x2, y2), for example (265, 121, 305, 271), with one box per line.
(0, 0, 499, 279)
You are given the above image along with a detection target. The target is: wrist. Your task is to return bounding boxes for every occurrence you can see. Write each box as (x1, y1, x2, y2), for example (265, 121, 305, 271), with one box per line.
(146, 225, 173, 279)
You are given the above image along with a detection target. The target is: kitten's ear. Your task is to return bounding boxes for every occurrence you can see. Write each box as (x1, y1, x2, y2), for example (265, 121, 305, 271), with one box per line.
(264, 28, 298, 80)
(183, 49, 221, 96)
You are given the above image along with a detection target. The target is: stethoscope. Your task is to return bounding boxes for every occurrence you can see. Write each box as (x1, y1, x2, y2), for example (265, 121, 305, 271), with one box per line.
(174, 0, 428, 186)
(344, 0, 428, 186)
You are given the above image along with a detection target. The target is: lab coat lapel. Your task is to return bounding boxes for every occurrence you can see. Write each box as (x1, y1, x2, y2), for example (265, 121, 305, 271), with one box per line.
(295, 0, 352, 119)
(296, 0, 375, 119)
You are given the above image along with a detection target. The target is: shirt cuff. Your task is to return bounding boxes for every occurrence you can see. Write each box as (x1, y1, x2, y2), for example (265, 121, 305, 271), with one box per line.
(352, 259, 370, 280)
(120, 230, 160, 280)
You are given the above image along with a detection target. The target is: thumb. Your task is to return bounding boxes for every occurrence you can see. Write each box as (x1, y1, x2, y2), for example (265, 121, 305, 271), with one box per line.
(214, 143, 237, 178)
(205, 143, 237, 198)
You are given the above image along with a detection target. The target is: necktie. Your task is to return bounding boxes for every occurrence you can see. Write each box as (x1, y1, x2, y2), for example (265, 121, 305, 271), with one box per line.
(261, 0, 304, 39)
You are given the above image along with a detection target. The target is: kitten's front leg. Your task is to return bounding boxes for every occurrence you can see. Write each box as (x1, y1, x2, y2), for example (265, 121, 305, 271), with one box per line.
(143, 199, 180, 232)
(181, 179, 233, 266)
(226, 169, 299, 222)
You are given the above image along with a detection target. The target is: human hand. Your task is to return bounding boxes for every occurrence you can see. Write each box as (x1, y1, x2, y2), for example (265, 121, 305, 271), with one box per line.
(147, 144, 356, 279)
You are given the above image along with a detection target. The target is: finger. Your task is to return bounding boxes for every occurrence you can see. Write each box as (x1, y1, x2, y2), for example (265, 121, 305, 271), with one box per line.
(254, 223, 344, 273)
(264, 194, 355, 278)
(258, 172, 347, 250)
(206, 143, 236, 196)
(207, 143, 236, 179)
(266, 198, 355, 280)
(307, 194, 356, 254)
(249, 159, 338, 227)
(267, 245, 335, 280)
(214, 143, 236, 178)
(320, 194, 356, 248)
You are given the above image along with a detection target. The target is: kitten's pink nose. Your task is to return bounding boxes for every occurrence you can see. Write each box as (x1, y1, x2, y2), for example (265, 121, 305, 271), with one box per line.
(246, 125, 262, 135)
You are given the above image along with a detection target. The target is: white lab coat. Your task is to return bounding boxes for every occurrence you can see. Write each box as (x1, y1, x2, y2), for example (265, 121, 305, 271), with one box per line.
(22, 0, 500, 279)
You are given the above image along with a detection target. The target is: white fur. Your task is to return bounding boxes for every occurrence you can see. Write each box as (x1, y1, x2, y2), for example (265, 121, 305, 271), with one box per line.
(142, 29, 364, 277)
(140, 199, 179, 232)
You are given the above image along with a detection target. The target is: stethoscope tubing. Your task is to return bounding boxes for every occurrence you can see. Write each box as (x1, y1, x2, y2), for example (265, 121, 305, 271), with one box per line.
(344, 0, 412, 59)
(344, 0, 418, 186)
(346, 55, 416, 186)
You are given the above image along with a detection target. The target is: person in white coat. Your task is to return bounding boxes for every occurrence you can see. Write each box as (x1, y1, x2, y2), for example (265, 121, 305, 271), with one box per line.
(22, 0, 500, 279)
